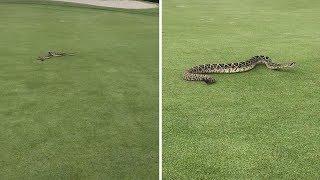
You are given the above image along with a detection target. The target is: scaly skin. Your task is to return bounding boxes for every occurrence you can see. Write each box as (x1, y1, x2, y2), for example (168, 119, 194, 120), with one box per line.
(184, 55, 295, 84)
(48, 51, 75, 57)
(37, 51, 75, 61)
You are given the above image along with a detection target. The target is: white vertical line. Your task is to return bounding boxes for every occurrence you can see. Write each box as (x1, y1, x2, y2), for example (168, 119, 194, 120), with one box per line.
(158, 0, 162, 179)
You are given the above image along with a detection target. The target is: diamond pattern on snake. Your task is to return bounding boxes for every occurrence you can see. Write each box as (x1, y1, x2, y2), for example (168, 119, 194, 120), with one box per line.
(37, 51, 75, 61)
(184, 55, 295, 84)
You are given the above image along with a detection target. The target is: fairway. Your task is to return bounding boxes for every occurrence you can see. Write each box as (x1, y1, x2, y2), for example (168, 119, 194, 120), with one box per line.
(0, 1, 158, 179)
(163, 0, 320, 179)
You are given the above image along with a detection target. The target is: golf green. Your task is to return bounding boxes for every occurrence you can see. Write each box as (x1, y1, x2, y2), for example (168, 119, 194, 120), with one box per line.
(163, 0, 320, 179)
(0, 1, 158, 179)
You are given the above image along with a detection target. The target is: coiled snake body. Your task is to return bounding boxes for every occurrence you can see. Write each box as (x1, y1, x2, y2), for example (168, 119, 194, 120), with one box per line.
(184, 55, 295, 84)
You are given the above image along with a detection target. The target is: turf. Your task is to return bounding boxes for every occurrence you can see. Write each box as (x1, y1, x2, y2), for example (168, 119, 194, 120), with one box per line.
(0, 2, 158, 179)
(163, 0, 320, 179)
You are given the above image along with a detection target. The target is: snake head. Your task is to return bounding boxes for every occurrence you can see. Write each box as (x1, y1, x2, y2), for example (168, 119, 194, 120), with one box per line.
(283, 61, 296, 68)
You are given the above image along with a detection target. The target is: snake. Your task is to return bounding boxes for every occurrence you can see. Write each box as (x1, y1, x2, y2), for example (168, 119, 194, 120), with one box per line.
(37, 51, 75, 61)
(183, 55, 295, 84)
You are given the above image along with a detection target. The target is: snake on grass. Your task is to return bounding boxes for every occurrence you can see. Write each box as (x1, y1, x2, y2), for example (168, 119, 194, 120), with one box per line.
(184, 55, 295, 84)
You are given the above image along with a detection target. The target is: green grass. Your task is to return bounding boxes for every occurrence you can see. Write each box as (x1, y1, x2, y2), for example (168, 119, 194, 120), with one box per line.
(163, 0, 320, 179)
(0, 2, 158, 179)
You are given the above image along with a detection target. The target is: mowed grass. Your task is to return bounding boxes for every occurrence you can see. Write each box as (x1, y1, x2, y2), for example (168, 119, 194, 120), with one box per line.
(0, 2, 158, 179)
(163, 0, 320, 179)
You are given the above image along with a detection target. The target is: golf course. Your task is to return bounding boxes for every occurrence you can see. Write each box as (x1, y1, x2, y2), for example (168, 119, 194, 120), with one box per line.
(163, 0, 320, 179)
(0, 1, 158, 179)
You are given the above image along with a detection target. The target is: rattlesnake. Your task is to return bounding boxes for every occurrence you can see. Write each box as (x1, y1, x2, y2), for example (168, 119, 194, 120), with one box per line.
(37, 51, 75, 61)
(184, 55, 295, 84)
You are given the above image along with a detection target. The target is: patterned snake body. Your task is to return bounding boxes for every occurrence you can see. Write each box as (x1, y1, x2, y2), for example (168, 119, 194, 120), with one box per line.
(184, 55, 295, 84)
(37, 51, 75, 61)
